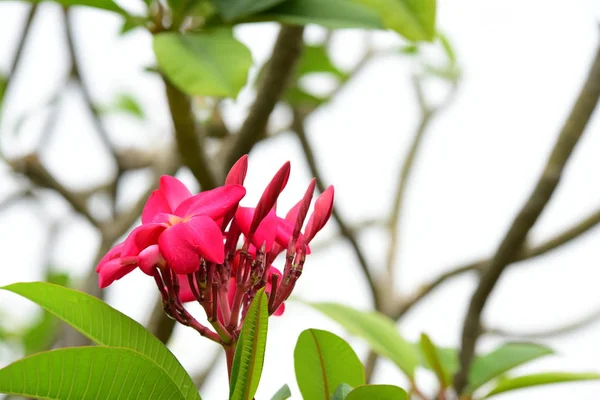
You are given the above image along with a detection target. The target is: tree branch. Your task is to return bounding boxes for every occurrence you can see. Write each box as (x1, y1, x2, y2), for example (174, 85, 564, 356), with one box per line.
(292, 109, 382, 310)
(453, 42, 600, 394)
(223, 25, 304, 172)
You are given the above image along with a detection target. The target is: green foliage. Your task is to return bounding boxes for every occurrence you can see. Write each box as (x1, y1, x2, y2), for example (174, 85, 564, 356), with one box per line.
(294, 329, 364, 399)
(229, 288, 269, 400)
(330, 383, 354, 399)
(419, 333, 451, 387)
(345, 384, 407, 400)
(213, 0, 287, 21)
(0, 282, 200, 400)
(255, 0, 383, 29)
(0, 347, 186, 399)
(99, 94, 145, 119)
(466, 342, 554, 394)
(0, 74, 7, 108)
(296, 45, 347, 79)
(356, 0, 436, 41)
(483, 372, 600, 398)
(153, 30, 252, 98)
(308, 302, 419, 379)
(270, 384, 291, 400)
(29, 0, 130, 16)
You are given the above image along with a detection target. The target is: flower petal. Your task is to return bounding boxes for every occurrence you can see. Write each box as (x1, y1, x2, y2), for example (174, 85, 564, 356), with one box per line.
(122, 223, 166, 257)
(250, 162, 290, 234)
(178, 274, 196, 303)
(225, 155, 248, 185)
(174, 185, 246, 220)
(138, 245, 165, 275)
(158, 216, 224, 274)
(273, 303, 285, 316)
(141, 190, 170, 224)
(98, 258, 137, 289)
(160, 175, 192, 211)
(305, 185, 334, 243)
(96, 242, 124, 272)
(234, 207, 278, 250)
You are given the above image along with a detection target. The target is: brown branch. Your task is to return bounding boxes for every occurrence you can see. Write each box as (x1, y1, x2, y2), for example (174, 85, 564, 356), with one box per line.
(292, 109, 383, 310)
(223, 25, 305, 173)
(163, 77, 219, 190)
(485, 306, 600, 339)
(453, 42, 600, 394)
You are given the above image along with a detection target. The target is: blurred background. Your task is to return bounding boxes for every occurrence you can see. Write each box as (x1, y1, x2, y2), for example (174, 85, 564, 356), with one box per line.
(1, 0, 600, 398)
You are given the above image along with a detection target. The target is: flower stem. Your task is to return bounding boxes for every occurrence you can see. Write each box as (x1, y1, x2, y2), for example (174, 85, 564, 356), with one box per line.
(225, 344, 236, 379)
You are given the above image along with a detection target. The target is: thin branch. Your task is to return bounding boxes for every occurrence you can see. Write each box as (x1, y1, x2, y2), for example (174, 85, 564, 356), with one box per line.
(292, 109, 382, 309)
(224, 25, 305, 173)
(310, 218, 385, 253)
(485, 306, 600, 339)
(163, 77, 219, 190)
(453, 42, 600, 394)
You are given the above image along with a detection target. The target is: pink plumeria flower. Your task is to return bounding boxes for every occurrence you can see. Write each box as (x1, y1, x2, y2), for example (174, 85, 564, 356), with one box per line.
(96, 176, 245, 288)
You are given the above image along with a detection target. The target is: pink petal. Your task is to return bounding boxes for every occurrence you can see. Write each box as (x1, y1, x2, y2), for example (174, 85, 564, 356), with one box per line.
(250, 162, 290, 234)
(138, 245, 165, 275)
(122, 223, 166, 257)
(96, 242, 124, 272)
(235, 207, 278, 250)
(225, 155, 248, 185)
(275, 220, 311, 254)
(174, 185, 246, 219)
(98, 258, 137, 289)
(158, 216, 224, 274)
(178, 274, 196, 303)
(159, 175, 192, 211)
(273, 303, 285, 316)
(141, 190, 170, 224)
(305, 185, 334, 243)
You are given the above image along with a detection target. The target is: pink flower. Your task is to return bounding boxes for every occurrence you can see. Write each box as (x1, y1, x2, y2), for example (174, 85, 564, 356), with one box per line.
(96, 176, 245, 288)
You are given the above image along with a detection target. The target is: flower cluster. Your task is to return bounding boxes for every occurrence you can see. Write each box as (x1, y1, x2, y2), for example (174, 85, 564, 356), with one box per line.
(96, 155, 333, 343)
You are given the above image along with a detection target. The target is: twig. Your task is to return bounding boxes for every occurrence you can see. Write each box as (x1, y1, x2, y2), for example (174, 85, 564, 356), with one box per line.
(453, 42, 600, 394)
(223, 25, 305, 173)
(163, 77, 219, 190)
(310, 218, 384, 253)
(485, 306, 600, 339)
(292, 109, 382, 309)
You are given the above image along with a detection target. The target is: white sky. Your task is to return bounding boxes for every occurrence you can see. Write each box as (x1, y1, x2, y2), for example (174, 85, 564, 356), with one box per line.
(1, 0, 600, 399)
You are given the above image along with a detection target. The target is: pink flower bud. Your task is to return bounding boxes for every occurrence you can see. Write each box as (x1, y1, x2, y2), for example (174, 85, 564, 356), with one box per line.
(305, 185, 334, 243)
(225, 155, 249, 186)
(250, 161, 291, 235)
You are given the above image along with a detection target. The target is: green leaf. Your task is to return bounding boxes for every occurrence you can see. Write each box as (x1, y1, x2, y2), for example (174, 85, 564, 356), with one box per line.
(419, 333, 450, 387)
(415, 343, 458, 381)
(330, 383, 354, 400)
(355, 0, 436, 41)
(296, 45, 346, 79)
(213, 0, 287, 21)
(308, 302, 420, 379)
(437, 32, 456, 64)
(0, 74, 7, 108)
(256, 0, 383, 29)
(285, 87, 327, 108)
(270, 384, 292, 400)
(466, 342, 554, 394)
(345, 384, 407, 400)
(153, 30, 252, 98)
(0, 282, 200, 400)
(110, 94, 145, 118)
(0, 347, 185, 399)
(229, 288, 269, 400)
(295, 329, 364, 399)
(483, 372, 600, 398)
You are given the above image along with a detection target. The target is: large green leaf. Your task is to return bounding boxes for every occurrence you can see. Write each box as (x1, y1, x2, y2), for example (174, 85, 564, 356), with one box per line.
(355, 0, 436, 41)
(466, 342, 554, 394)
(296, 45, 347, 79)
(0, 282, 200, 400)
(345, 384, 407, 400)
(153, 30, 252, 98)
(308, 302, 420, 379)
(256, 0, 383, 29)
(295, 329, 364, 399)
(229, 288, 269, 400)
(213, 0, 288, 20)
(483, 372, 600, 398)
(270, 384, 291, 400)
(419, 333, 451, 387)
(0, 347, 185, 399)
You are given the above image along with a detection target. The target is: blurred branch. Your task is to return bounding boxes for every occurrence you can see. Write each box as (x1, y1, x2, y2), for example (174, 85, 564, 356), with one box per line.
(292, 109, 382, 310)
(0, 4, 38, 119)
(164, 77, 219, 190)
(485, 306, 600, 339)
(223, 25, 305, 172)
(453, 41, 600, 394)
(310, 218, 385, 253)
